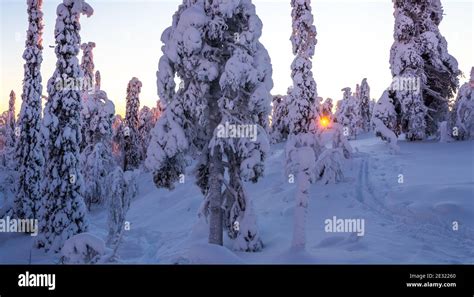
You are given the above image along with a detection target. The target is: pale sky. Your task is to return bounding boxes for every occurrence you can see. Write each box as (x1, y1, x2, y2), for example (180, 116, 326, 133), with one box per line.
(1, 0, 473, 116)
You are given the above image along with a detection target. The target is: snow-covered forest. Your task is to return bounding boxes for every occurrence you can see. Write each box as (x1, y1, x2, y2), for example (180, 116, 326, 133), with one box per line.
(0, 0, 472, 264)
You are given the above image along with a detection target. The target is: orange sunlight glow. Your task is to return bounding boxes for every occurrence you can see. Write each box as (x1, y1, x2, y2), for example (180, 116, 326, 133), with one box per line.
(319, 116, 330, 129)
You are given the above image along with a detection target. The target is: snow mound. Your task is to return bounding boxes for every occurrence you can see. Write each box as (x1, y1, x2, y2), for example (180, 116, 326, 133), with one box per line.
(60, 233, 108, 264)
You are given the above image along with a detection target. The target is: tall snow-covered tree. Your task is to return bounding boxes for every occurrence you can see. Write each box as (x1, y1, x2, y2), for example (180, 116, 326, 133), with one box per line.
(284, 0, 323, 250)
(147, 0, 273, 251)
(5, 90, 16, 170)
(13, 0, 45, 221)
(123, 77, 142, 171)
(36, 0, 93, 252)
(378, 0, 460, 141)
(359, 78, 371, 132)
(450, 67, 474, 140)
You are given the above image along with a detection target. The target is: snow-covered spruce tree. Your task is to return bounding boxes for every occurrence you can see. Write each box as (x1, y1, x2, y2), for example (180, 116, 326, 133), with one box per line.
(112, 114, 124, 164)
(450, 67, 474, 140)
(80, 41, 95, 94)
(359, 78, 371, 132)
(332, 123, 353, 159)
(372, 91, 400, 152)
(369, 99, 376, 118)
(81, 70, 115, 209)
(5, 90, 16, 170)
(138, 104, 162, 163)
(335, 87, 361, 140)
(284, 0, 323, 250)
(0, 90, 19, 219)
(270, 94, 289, 143)
(321, 98, 333, 119)
(372, 90, 399, 138)
(36, 0, 93, 252)
(107, 167, 137, 247)
(147, 0, 273, 251)
(0, 112, 7, 167)
(383, 0, 460, 140)
(123, 77, 142, 171)
(13, 0, 45, 221)
(79, 42, 96, 153)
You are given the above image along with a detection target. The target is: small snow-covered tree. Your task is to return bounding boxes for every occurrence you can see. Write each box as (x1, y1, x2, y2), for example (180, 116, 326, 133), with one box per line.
(36, 0, 93, 252)
(83, 142, 115, 209)
(83, 71, 115, 150)
(372, 90, 400, 139)
(359, 78, 371, 132)
(373, 117, 400, 153)
(311, 122, 352, 185)
(332, 123, 353, 159)
(335, 87, 361, 140)
(321, 98, 333, 120)
(5, 90, 16, 171)
(13, 0, 45, 221)
(81, 70, 115, 209)
(450, 67, 474, 140)
(369, 99, 376, 121)
(314, 148, 345, 184)
(123, 77, 142, 171)
(112, 114, 124, 164)
(138, 104, 162, 162)
(107, 167, 137, 247)
(147, 0, 272, 251)
(60, 233, 107, 264)
(270, 94, 289, 143)
(372, 91, 400, 152)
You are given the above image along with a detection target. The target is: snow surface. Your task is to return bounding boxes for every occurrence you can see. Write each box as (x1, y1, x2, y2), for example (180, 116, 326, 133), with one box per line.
(0, 133, 473, 264)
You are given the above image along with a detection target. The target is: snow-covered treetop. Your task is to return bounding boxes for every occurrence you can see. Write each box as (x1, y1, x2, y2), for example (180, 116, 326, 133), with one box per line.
(95, 70, 101, 90)
(23, 0, 44, 53)
(81, 41, 96, 88)
(8, 90, 15, 118)
(391, 0, 459, 89)
(290, 0, 317, 59)
(125, 77, 142, 135)
(285, 0, 319, 136)
(54, 0, 93, 56)
(341, 87, 351, 100)
(360, 78, 369, 94)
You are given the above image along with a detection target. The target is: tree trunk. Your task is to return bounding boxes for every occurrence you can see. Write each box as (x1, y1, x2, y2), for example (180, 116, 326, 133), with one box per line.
(208, 81, 224, 246)
(208, 149, 224, 245)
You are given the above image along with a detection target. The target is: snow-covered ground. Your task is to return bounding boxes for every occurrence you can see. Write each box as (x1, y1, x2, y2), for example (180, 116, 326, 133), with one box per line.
(1, 134, 473, 264)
